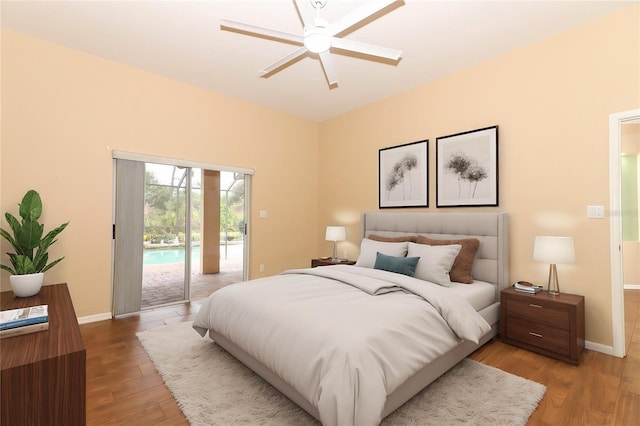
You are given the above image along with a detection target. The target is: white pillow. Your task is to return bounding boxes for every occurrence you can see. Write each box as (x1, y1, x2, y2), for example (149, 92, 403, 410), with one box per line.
(355, 239, 409, 269)
(407, 242, 462, 287)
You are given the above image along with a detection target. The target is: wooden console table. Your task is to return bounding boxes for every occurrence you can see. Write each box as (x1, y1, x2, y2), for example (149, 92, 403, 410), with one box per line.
(1, 283, 86, 425)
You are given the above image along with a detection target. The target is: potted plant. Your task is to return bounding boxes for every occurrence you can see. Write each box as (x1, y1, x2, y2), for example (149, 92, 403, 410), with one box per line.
(0, 190, 69, 297)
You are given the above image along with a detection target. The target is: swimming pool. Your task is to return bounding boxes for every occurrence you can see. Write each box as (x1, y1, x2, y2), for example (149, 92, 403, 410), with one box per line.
(143, 245, 201, 265)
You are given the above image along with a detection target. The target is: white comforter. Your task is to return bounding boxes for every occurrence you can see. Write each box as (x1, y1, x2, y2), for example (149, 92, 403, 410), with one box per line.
(192, 265, 490, 426)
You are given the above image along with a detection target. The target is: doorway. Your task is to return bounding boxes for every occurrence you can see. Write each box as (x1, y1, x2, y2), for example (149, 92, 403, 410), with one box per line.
(620, 120, 640, 356)
(140, 166, 246, 308)
(112, 151, 253, 317)
(141, 163, 196, 308)
(609, 108, 640, 357)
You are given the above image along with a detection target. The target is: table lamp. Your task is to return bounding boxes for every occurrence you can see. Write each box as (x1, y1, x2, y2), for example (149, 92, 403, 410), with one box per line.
(533, 236, 575, 296)
(325, 226, 346, 261)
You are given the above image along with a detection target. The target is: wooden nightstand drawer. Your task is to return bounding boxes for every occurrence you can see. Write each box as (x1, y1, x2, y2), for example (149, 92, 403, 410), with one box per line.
(505, 317, 571, 357)
(500, 287, 585, 365)
(506, 298, 570, 330)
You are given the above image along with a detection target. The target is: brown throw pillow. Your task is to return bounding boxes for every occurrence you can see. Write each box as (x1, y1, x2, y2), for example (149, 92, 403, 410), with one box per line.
(415, 236, 480, 284)
(368, 234, 417, 243)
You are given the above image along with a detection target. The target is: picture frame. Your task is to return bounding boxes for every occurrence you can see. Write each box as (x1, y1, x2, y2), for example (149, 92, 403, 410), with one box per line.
(379, 140, 428, 208)
(436, 126, 498, 207)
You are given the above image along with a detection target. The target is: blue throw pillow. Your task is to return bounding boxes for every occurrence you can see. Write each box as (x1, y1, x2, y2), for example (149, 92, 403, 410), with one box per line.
(373, 252, 420, 277)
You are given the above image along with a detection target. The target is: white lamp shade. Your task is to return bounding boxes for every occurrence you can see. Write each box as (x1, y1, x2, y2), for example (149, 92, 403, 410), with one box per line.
(533, 236, 575, 264)
(325, 226, 346, 242)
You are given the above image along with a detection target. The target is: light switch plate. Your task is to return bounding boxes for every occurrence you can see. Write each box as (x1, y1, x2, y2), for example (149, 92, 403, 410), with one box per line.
(587, 205, 605, 219)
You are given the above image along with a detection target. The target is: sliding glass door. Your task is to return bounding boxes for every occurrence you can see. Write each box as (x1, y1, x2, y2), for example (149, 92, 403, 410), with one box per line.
(113, 155, 250, 317)
(141, 163, 193, 308)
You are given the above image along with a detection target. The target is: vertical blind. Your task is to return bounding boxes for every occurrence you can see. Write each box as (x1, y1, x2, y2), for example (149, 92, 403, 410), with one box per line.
(113, 159, 145, 316)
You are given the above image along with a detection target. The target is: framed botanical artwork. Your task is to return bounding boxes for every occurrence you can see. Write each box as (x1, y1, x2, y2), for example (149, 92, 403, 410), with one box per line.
(436, 126, 498, 207)
(379, 140, 428, 208)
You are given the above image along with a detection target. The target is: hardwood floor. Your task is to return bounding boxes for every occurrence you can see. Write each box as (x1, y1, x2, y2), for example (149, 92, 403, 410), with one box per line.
(471, 291, 640, 426)
(81, 291, 640, 425)
(81, 304, 195, 425)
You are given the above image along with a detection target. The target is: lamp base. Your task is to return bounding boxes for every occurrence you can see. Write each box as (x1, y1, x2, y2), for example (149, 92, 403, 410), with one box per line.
(547, 263, 560, 296)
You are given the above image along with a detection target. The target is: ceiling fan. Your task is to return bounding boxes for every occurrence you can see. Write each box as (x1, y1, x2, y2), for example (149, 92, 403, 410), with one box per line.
(220, 0, 404, 87)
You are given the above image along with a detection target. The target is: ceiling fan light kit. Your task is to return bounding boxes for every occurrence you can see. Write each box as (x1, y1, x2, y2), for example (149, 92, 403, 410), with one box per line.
(220, 0, 403, 87)
(304, 21, 331, 53)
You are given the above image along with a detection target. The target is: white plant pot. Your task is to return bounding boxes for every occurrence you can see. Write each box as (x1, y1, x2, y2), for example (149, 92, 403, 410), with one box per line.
(9, 273, 44, 297)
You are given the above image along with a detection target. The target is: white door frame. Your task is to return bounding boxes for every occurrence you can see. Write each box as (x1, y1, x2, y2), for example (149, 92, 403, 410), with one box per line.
(609, 108, 640, 358)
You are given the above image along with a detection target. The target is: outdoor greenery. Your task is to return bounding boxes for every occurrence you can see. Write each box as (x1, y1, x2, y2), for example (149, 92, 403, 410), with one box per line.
(0, 189, 69, 275)
(144, 169, 196, 244)
(144, 169, 244, 245)
(220, 181, 244, 241)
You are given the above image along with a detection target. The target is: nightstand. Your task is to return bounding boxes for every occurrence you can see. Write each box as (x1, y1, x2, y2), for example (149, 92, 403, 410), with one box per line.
(500, 287, 585, 365)
(311, 258, 356, 267)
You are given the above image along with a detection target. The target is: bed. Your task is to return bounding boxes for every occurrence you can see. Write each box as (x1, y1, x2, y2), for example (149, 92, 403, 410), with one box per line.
(193, 212, 509, 425)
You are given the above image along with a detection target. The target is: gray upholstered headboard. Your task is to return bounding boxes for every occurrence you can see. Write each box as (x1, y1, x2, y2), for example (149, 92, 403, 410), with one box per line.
(361, 212, 509, 295)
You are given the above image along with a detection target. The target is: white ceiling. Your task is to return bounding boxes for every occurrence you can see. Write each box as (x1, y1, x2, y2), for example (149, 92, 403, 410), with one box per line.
(1, 0, 635, 122)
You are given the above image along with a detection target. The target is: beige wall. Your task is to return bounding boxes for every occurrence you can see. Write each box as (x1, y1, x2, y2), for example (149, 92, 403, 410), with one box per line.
(318, 5, 639, 347)
(621, 123, 640, 154)
(1, 29, 319, 316)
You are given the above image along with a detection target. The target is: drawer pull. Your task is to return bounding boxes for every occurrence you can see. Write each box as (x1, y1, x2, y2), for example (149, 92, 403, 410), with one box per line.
(529, 332, 543, 338)
(529, 304, 543, 308)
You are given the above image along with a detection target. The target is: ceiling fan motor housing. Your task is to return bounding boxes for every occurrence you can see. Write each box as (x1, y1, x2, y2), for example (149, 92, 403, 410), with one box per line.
(304, 18, 331, 53)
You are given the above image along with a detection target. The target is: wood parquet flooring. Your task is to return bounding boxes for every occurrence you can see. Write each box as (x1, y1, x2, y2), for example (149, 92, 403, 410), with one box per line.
(81, 290, 640, 425)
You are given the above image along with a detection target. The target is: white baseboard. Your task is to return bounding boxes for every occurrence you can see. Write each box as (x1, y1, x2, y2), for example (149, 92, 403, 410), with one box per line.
(624, 284, 640, 290)
(77, 312, 112, 324)
(585, 340, 616, 357)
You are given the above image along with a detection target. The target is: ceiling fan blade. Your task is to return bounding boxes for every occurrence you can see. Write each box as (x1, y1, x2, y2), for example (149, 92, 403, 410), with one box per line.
(331, 37, 402, 60)
(329, 0, 400, 36)
(220, 18, 304, 45)
(319, 51, 338, 86)
(294, 0, 316, 28)
(260, 47, 308, 75)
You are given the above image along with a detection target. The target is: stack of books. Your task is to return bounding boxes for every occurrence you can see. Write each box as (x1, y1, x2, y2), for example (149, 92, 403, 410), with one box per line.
(0, 305, 49, 339)
(513, 281, 543, 294)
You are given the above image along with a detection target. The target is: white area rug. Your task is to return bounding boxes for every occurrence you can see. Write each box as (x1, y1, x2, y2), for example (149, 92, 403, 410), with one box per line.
(137, 321, 546, 425)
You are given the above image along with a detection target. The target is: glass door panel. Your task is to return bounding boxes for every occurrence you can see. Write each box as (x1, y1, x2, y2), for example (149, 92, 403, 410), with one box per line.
(139, 164, 245, 309)
(220, 171, 245, 281)
(142, 163, 188, 308)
